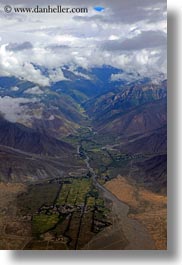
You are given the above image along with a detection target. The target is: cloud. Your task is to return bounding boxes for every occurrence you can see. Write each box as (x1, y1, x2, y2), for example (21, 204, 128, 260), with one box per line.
(0, 0, 167, 80)
(0, 0, 166, 24)
(101, 31, 166, 51)
(0, 45, 50, 86)
(48, 68, 69, 82)
(6, 41, 33, 51)
(111, 72, 140, 82)
(46, 44, 70, 51)
(73, 0, 166, 24)
(11, 86, 19, 91)
(0, 96, 38, 122)
(24, 86, 44, 95)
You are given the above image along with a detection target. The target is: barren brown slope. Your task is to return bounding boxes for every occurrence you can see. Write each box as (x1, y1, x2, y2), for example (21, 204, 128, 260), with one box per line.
(0, 117, 74, 157)
(105, 176, 167, 250)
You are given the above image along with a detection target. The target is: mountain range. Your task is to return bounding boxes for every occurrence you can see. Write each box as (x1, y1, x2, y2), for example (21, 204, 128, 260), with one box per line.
(0, 65, 167, 192)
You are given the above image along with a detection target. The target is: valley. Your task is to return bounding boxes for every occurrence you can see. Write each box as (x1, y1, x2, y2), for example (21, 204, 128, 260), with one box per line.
(0, 68, 167, 250)
(0, 0, 167, 251)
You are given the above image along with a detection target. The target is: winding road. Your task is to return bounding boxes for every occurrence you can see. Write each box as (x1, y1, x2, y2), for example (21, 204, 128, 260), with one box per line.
(80, 147, 155, 250)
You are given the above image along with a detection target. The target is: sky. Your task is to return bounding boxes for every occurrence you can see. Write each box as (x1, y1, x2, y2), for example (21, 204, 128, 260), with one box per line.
(0, 0, 167, 86)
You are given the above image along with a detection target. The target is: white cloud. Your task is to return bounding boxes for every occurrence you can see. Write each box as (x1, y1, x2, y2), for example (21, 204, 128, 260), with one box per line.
(48, 115, 55, 121)
(11, 86, 19, 91)
(111, 72, 139, 82)
(109, 35, 120, 41)
(0, 45, 50, 86)
(0, 0, 167, 81)
(49, 68, 69, 82)
(25, 86, 44, 95)
(0, 96, 38, 122)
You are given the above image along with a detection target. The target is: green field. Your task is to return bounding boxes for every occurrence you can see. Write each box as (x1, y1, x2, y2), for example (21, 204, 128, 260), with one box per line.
(17, 177, 111, 250)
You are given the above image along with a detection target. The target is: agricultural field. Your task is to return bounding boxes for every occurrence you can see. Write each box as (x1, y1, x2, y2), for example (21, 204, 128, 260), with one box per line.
(17, 177, 111, 250)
